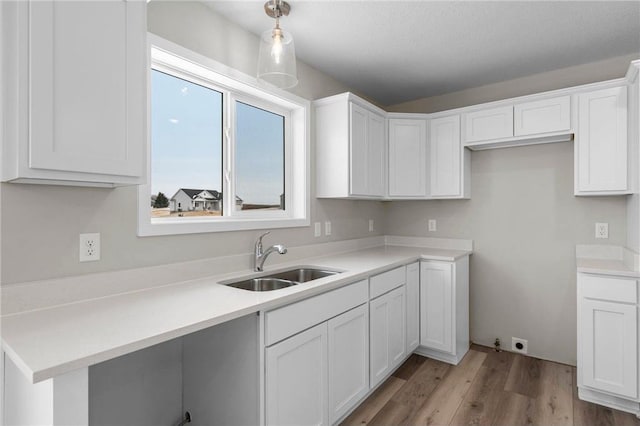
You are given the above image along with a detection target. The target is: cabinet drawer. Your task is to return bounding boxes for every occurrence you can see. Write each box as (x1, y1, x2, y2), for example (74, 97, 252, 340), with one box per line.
(265, 280, 368, 346)
(579, 274, 637, 304)
(370, 266, 406, 299)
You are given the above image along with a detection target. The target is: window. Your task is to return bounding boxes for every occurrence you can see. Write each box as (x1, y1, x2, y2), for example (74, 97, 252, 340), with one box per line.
(138, 35, 309, 236)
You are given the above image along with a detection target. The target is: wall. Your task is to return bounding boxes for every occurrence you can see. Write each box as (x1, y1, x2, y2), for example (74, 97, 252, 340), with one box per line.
(0, 1, 386, 285)
(385, 57, 635, 365)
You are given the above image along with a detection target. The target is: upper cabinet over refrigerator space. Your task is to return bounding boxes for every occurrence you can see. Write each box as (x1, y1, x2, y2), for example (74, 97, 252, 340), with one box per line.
(1, 1, 147, 187)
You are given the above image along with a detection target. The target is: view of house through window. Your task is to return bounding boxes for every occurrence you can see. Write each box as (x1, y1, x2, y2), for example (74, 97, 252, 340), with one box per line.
(150, 68, 287, 220)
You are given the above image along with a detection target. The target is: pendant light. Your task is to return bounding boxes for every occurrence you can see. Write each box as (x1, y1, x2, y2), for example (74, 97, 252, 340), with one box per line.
(257, 0, 298, 89)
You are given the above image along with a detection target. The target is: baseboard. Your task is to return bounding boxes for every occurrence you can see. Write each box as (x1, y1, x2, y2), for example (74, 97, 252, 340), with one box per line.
(413, 346, 467, 365)
(578, 387, 640, 416)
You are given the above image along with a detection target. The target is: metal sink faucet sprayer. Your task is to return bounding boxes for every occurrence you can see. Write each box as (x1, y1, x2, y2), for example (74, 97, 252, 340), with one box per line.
(254, 231, 287, 272)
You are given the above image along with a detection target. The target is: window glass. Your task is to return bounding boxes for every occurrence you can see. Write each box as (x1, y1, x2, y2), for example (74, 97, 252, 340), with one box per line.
(235, 101, 285, 211)
(150, 69, 223, 218)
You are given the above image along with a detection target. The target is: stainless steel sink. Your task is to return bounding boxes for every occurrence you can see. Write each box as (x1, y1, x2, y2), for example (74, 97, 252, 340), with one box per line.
(226, 277, 297, 292)
(223, 267, 342, 291)
(265, 268, 340, 283)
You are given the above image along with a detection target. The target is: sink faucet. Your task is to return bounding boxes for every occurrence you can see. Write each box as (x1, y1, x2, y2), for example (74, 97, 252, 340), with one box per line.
(254, 231, 288, 272)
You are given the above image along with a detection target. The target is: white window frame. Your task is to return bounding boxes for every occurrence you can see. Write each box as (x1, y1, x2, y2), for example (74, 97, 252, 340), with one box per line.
(138, 34, 309, 236)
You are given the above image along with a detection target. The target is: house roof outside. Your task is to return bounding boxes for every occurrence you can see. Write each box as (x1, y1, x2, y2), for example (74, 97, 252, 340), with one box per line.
(170, 188, 243, 202)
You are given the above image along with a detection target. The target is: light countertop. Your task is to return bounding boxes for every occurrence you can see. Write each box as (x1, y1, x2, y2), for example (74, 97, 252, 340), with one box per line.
(2, 244, 470, 383)
(576, 244, 640, 278)
(576, 257, 640, 278)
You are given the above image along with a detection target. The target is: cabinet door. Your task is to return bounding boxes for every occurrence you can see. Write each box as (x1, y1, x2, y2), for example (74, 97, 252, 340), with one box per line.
(28, 1, 145, 177)
(576, 86, 628, 193)
(463, 106, 513, 142)
(328, 304, 369, 424)
(406, 263, 420, 352)
(388, 119, 426, 197)
(370, 286, 406, 388)
(420, 262, 454, 354)
(266, 323, 328, 426)
(580, 299, 637, 399)
(514, 96, 571, 136)
(430, 115, 461, 197)
(367, 112, 386, 197)
(349, 103, 369, 196)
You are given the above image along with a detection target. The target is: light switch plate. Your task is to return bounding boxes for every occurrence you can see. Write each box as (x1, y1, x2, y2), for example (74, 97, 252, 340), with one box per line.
(325, 221, 332, 236)
(369, 219, 374, 232)
(428, 219, 437, 232)
(314, 222, 321, 237)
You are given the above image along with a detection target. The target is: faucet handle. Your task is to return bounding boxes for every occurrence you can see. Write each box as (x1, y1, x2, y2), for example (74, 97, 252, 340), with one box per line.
(256, 231, 271, 248)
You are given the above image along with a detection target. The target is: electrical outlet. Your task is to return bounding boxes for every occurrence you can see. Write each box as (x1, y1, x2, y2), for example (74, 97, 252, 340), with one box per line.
(79, 233, 101, 262)
(314, 222, 322, 237)
(325, 221, 332, 236)
(511, 337, 528, 354)
(369, 219, 374, 232)
(595, 222, 609, 239)
(428, 219, 437, 232)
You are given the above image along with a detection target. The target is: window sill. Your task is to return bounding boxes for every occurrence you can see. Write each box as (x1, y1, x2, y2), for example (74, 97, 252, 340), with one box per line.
(138, 217, 310, 236)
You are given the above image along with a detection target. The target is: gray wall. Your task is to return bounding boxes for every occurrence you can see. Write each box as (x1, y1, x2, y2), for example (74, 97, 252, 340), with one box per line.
(385, 57, 634, 365)
(0, 2, 386, 284)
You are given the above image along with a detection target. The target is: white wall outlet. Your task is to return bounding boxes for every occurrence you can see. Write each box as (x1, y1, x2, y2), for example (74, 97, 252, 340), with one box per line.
(369, 219, 374, 232)
(595, 222, 609, 239)
(314, 222, 322, 237)
(428, 219, 437, 232)
(79, 233, 101, 262)
(325, 221, 332, 236)
(511, 337, 528, 354)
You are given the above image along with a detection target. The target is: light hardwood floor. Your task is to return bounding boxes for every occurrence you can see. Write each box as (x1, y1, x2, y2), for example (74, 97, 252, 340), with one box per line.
(341, 345, 640, 426)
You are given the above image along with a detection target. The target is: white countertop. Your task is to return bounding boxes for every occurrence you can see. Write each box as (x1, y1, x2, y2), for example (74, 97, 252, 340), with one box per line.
(576, 244, 640, 278)
(2, 244, 470, 383)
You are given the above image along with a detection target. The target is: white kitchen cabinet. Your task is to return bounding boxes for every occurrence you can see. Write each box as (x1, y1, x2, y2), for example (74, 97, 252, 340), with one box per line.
(463, 105, 513, 143)
(328, 304, 369, 424)
(370, 285, 406, 389)
(405, 262, 420, 352)
(1, 1, 147, 187)
(514, 95, 571, 136)
(266, 323, 329, 426)
(575, 86, 629, 195)
(388, 118, 427, 197)
(577, 273, 638, 406)
(417, 257, 470, 365)
(429, 115, 470, 198)
(315, 93, 386, 198)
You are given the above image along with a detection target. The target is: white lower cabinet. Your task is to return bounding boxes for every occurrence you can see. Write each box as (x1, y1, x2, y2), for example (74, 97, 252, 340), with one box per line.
(406, 262, 420, 352)
(328, 304, 369, 424)
(266, 323, 329, 426)
(417, 257, 470, 365)
(577, 273, 639, 410)
(369, 285, 406, 389)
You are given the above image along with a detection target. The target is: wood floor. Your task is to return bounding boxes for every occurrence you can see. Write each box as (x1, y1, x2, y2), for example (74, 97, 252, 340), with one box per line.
(341, 345, 640, 426)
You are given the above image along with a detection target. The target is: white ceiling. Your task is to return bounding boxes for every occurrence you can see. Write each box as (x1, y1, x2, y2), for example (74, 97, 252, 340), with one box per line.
(204, 1, 640, 106)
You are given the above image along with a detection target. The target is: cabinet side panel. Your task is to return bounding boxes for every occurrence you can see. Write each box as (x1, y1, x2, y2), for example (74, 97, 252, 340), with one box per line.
(455, 256, 470, 362)
(4, 354, 54, 426)
(315, 102, 349, 197)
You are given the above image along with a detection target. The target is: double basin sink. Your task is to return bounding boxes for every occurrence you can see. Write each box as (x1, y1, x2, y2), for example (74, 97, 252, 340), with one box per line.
(224, 267, 341, 291)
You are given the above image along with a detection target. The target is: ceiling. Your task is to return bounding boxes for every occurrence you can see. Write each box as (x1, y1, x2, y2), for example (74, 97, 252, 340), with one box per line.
(204, 1, 640, 106)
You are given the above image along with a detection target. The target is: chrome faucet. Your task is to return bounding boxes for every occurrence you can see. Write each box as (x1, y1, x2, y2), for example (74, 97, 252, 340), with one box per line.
(254, 231, 287, 272)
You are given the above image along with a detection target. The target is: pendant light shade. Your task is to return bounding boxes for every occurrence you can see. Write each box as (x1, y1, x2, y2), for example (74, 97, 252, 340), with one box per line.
(257, 0, 298, 89)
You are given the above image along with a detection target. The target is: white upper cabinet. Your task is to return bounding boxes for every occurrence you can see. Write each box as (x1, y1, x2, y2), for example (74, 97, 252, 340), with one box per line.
(575, 86, 629, 194)
(463, 106, 514, 143)
(388, 119, 427, 197)
(429, 115, 469, 198)
(514, 96, 571, 136)
(315, 94, 386, 199)
(1, 1, 147, 187)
